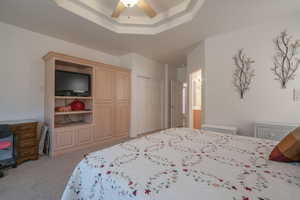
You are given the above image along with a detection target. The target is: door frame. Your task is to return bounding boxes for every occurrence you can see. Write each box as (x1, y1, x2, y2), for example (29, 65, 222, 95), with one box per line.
(188, 69, 202, 129)
(170, 80, 186, 128)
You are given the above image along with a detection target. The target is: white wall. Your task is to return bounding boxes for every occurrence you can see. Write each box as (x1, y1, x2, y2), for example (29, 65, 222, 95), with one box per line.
(120, 53, 165, 137)
(0, 21, 166, 138)
(177, 67, 187, 83)
(204, 14, 300, 136)
(0, 22, 120, 122)
(187, 41, 205, 75)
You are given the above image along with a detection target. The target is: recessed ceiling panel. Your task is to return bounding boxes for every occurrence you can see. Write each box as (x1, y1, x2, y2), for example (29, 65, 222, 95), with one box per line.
(53, 0, 205, 35)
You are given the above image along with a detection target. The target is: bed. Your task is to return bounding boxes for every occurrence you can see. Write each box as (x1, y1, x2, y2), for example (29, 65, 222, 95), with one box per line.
(62, 128, 300, 200)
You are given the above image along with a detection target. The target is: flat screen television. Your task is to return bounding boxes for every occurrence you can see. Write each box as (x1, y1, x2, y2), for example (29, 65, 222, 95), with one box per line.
(55, 70, 91, 97)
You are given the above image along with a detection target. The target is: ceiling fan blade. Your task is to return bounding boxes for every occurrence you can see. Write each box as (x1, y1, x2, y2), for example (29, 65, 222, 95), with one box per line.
(137, 0, 157, 18)
(112, 1, 126, 18)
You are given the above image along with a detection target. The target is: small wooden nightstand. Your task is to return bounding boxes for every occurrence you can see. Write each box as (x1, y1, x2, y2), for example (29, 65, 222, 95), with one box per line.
(0, 120, 39, 166)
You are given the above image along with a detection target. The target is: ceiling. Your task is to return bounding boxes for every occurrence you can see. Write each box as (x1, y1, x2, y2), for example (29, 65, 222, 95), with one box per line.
(102, 0, 184, 15)
(0, 0, 300, 66)
(54, 0, 204, 34)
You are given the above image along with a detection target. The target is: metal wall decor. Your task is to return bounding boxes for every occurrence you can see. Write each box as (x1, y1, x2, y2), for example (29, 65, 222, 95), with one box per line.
(271, 30, 300, 89)
(233, 49, 255, 99)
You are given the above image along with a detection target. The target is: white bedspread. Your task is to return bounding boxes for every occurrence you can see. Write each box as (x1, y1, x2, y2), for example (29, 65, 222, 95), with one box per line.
(62, 128, 300, 200)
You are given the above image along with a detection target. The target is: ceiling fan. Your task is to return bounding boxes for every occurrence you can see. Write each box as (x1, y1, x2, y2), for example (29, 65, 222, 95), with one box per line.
(112, 0, 157, 18)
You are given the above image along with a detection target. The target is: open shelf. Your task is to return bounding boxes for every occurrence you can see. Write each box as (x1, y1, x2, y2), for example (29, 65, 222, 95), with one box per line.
(55, 110, 93, 116)
(55, 96, 93, 100)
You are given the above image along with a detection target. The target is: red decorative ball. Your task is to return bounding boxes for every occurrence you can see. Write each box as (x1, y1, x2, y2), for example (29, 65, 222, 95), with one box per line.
(70, 100, 85, 111)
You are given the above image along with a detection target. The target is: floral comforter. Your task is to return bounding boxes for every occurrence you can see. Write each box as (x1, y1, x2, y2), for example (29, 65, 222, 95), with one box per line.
(62, 128, 300, 200)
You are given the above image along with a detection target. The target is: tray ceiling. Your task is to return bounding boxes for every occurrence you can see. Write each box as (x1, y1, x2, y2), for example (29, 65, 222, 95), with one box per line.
(53, 0, 205, 35)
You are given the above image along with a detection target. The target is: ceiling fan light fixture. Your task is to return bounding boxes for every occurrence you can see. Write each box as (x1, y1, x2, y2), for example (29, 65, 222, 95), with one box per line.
(120, 0, 139, 8)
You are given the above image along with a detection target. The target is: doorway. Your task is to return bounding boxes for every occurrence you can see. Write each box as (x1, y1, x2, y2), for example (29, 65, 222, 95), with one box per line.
(189, 70, 202, 129)
(170, 80, 187, 128)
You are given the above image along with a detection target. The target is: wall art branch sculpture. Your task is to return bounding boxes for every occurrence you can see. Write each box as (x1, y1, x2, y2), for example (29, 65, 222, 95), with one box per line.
(271, 30, 300, 89)
(233, 49, 255, 99)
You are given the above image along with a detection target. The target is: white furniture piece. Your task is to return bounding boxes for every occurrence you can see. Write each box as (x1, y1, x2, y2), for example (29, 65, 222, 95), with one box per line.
(201, 124, 238, 135)
(254, 121, 298, 141)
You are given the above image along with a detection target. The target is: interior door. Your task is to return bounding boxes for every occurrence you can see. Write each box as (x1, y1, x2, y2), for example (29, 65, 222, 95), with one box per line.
(170, 80, 183, 128)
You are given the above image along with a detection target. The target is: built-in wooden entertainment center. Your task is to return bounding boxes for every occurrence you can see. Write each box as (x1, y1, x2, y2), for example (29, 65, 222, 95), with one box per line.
(43, 52, 131, 157)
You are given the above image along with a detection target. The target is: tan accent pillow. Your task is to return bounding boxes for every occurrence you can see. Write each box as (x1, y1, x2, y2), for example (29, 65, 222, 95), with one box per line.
(269, 127, 300, 162)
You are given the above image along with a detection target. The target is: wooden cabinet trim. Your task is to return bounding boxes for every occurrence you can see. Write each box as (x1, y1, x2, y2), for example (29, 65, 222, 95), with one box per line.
(43, 52, 131, 73)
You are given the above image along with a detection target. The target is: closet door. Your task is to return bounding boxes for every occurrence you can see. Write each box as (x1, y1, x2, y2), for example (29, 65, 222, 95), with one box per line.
(94, 103, 114, 141)
(136, 77, 163, 135)
(115, 71, 130, 138)
(115, 102, 130, 138)
(94, 66, 115, 141)
(95, 66, 115, 104)
(116, 71, 130, 101)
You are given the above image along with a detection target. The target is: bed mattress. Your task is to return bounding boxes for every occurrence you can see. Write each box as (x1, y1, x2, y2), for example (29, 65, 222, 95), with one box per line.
(62, 128, 300, 200)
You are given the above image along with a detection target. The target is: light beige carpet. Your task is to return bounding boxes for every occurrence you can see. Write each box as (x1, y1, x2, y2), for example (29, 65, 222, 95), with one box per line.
(0, 141, 123, 200)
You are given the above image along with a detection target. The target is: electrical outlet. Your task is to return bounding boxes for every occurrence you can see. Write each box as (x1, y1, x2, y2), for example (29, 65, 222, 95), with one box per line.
(293, 89, 300, 102)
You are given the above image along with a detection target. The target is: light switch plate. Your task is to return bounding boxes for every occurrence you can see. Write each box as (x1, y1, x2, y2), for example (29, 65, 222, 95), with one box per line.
(293, 88, 300, 102)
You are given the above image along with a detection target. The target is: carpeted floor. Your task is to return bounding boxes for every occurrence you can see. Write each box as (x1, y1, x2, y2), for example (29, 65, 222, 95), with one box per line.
(0, 141, 124, 200)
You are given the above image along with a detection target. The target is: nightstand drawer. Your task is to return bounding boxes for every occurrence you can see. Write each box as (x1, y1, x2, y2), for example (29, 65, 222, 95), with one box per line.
(11, 123, 36, 132)
(17, 130, 36, 140)
(19, 147, 36, 157)
(19, 138, 37, 148)
(17, 123, 36, 131)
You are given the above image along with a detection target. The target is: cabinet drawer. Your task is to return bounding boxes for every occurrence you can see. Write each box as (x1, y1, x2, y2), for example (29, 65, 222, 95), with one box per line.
(19, 138, 37, 148)
(17, 123, 36, 131)
(19, 147, 36, 157)
(14, 123, 36, 131)
(17, 130, 36, 140)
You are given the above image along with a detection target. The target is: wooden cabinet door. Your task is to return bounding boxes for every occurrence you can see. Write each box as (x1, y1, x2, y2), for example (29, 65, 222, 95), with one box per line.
(94, 103, 114, 141)
(116, 71, 130, 102)
(95, 67, 115, 104)
(54, 129, 76, 150)
(77, 126, 93, 145)
(115, 102, 130, 138)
